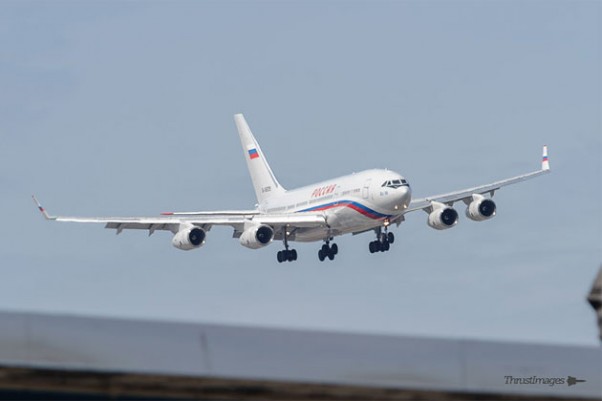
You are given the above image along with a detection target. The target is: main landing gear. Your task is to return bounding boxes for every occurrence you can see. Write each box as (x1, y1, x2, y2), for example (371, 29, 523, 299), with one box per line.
(277, 231, 297, 263)
(277, 249, 297, 263)
(318, 240, 338, 262)
(369, 227, 395, 254)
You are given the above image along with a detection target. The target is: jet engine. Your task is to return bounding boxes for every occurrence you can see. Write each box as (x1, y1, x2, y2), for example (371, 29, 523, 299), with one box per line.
(172, 226, 206, 250)
(465, 194, 497, 221)
(427, 203, 459, 230)
(240, 224, 274, 249)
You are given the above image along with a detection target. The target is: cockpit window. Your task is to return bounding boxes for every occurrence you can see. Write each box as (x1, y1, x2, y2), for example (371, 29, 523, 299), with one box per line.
(381, 179, 410, 189)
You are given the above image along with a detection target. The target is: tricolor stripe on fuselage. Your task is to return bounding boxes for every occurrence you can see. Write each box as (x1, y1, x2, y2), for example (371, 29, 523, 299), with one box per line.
(298, 200, 390, 220)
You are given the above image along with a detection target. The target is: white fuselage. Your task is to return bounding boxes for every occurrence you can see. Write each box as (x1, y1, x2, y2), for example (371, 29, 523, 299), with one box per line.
(258, 169, 412, 242)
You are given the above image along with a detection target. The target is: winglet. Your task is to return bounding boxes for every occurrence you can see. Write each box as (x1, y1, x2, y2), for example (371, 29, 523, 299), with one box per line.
(542, 145, 550, 171)
(32, 195, 56, 220)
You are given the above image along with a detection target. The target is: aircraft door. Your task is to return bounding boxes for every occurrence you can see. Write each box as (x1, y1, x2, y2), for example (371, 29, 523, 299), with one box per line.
(362, 179, 371, 199)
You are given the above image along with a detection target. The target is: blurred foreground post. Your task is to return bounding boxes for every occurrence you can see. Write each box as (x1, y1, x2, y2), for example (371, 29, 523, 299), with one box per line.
(587, 266, 602, 341)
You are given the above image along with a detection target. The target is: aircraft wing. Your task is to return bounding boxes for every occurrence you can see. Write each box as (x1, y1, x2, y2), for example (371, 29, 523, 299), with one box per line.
(403, 145, 550, 214)
(32, 196, 327, 235)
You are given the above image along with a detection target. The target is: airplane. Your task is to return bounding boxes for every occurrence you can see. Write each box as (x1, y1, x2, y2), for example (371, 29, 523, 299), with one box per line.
(33, 114, 550, 263)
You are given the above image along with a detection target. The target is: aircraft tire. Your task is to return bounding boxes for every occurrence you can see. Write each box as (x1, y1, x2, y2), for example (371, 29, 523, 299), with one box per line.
(291, 249, 297, 261)
(387, 232, 395, 244)
(277, 251, 284, 263)
(383, 241, 390, 251)
(318, 249, 326, 262)
(331, 243, 338, 255)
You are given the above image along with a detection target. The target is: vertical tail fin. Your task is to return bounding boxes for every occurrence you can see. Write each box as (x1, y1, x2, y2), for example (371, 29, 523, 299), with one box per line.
(234, 114, 286, 205)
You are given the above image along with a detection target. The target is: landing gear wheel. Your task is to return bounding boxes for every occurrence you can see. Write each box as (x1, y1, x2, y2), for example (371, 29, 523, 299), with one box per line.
(369, 227, 395, 254)
(319, 242, 337, 261)
(278, 248, 298, 263)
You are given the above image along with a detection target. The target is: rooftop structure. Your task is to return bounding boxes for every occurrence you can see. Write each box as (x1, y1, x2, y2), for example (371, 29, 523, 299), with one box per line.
(0, 311, 599, 400)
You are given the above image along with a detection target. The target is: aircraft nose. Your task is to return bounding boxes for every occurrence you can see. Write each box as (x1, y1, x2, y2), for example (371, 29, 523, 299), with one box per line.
(394, 186, 411, 211)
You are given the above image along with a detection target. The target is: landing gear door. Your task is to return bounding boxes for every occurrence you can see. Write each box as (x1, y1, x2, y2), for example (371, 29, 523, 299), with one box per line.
(362, 179, 371, 199)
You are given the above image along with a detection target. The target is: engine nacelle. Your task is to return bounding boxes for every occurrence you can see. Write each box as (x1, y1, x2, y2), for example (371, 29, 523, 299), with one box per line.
(239, 224, 274, 249)
(465, 194, 496, 221)
(172, 226, 206, 250)
(427, 205, 459, 230)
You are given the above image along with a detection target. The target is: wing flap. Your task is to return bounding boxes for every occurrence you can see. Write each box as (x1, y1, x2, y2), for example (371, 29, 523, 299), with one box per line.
(161, 210, 260, 216)
(105, 222, 178, 232)
(253, 213, 327, 228)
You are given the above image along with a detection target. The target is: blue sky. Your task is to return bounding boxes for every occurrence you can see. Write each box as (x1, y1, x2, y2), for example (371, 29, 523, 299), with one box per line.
(1, 1, 600, 345)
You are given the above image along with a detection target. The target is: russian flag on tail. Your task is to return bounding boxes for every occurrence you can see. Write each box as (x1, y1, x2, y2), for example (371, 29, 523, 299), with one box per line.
(248, 148, 259, 160)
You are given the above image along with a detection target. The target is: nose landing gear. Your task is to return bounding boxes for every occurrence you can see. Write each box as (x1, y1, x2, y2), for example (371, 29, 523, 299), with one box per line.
(369, 227, 395, 254)
(318, 240, 338, 262)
